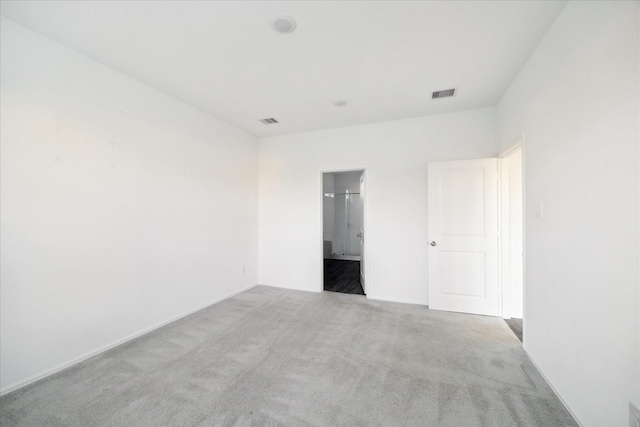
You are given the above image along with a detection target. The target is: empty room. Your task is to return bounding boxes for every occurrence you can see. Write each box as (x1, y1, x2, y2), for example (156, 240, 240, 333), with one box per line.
(0, 1, 638, 426)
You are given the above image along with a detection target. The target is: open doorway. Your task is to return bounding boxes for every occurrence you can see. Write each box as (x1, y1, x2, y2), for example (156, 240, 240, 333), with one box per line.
(426, 151, 523, 341)
(500, 143, 524, 343)
(322, 170, 365, 295)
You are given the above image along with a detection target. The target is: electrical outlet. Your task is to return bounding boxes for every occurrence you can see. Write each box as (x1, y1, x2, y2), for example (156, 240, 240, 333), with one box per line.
(242, 266, 246, 274)
(535, 202, 544, 218)
(630, 402, 640, 427)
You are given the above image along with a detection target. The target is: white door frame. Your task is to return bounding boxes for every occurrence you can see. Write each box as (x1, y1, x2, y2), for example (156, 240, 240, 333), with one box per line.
(498, 136, 525, 322)
(320, 167, 368, 296)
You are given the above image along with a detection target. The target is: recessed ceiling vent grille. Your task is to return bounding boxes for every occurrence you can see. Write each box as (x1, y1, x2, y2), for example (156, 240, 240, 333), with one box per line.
(432, 88, 456, 99)
(259, 118, 279, 125)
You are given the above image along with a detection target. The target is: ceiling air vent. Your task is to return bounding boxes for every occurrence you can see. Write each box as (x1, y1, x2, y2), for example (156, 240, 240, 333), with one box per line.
(432, 88, 456, 99)
(259, 118, 279, 125)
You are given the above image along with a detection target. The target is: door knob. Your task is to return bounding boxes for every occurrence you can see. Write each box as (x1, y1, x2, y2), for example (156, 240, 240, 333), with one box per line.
(429, 241, 437, 246)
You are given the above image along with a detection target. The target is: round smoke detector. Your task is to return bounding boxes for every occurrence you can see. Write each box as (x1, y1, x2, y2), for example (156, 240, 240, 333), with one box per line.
(333, 100, 348, 107)
(271, 15, 296, 34)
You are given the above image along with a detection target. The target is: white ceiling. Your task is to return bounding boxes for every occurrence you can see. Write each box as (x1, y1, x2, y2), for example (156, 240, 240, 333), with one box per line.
(0, 1, 567, 138)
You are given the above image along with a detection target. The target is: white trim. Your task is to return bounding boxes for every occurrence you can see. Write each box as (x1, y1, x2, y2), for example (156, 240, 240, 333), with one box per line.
(498, 157, 505, 318)
(521, 136, 527, 346)
(367, 295, 428, 307)
(499, 136, 524, 158)
(0, 284, 257, 396)
(524, 348, 583, 427)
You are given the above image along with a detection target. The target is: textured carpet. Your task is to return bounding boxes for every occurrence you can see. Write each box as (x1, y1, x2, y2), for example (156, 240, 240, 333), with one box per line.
(505, 318, 523, 343)
(0, 286, 576, 426)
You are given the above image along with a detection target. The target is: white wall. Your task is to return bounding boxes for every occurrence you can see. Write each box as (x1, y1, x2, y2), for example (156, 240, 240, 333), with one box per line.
(259, 108, 496, 303)
(496, 2, 639, 425)
(0, 18, 259, 393)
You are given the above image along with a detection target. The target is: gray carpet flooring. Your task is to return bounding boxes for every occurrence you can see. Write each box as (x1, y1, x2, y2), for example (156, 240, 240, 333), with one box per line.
(0, 286, 576, 426)
(504, 318, 523, 343)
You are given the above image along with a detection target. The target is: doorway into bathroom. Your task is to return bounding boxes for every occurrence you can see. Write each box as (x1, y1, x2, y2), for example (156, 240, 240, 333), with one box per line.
(322, 170, 365, 295)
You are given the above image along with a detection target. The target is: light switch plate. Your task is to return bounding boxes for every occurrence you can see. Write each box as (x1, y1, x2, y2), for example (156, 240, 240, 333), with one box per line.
(535, 202, 544, 218)
(630, 402, 640, 427)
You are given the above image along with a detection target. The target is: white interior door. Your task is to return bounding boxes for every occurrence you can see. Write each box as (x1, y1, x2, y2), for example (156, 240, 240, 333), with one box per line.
(359, 172, 365, 293)
(428, 158, 499, 316)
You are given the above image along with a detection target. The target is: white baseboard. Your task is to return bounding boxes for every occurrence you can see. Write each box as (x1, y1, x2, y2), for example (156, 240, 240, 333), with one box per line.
(0, 284, 257, 396)
(523, 348, 583, 427)
(257, 283, 322, 293)
(367, 294, 428, 306)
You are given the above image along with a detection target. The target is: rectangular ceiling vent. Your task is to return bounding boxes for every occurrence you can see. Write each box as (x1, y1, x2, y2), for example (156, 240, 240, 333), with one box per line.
(259, 117, 279, 125)
(432, 88, 456, 99)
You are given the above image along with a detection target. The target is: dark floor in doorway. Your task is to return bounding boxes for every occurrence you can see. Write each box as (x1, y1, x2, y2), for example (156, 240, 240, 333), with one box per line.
(505, 318, 523, 343)
(324, 259, 364, 295)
